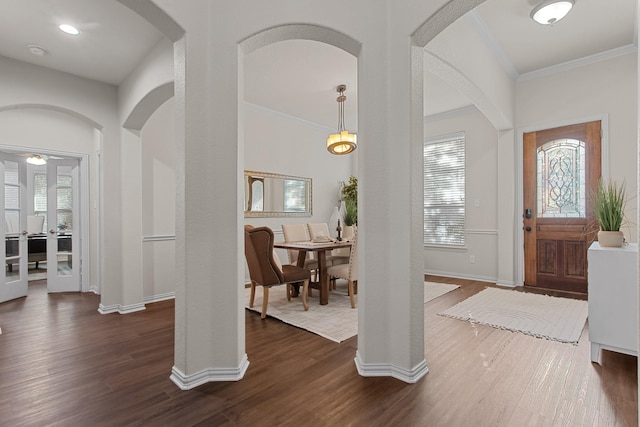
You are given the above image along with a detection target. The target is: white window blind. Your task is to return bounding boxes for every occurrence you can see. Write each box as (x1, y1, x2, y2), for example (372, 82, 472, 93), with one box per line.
(56, 174, 73, 231)
(424, 133, 465, 246)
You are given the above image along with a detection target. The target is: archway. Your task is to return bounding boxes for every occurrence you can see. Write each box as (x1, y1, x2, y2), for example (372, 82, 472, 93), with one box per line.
(0, 104, 99, 297)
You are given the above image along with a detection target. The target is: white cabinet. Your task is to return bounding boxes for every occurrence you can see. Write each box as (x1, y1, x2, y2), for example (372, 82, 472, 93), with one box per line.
(587, 242, 638, 364)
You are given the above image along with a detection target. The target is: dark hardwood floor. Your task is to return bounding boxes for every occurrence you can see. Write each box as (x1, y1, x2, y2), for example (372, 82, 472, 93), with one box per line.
(0, 277, 636, 426)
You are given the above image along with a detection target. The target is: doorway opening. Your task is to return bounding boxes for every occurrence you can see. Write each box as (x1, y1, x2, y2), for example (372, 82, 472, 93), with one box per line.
(522, 120, 602, 294)
(0, 149, 85, 303)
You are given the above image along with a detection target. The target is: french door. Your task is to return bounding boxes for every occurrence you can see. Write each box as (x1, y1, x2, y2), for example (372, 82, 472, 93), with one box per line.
(0, 154, 28, 303)
(46, 159, 80, 293)
(523, 121, 601, 294)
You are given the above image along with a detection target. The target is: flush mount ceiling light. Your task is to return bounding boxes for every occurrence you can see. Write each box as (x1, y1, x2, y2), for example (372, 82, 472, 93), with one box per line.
(58, 24, 80, 35)
(26, 155, 47, 166)
(327, 84, 357, 155)
(530, 0, 575, 25)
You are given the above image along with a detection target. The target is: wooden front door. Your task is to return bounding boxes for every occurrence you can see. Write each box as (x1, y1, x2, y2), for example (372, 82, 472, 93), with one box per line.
(523, 121, 601, 294)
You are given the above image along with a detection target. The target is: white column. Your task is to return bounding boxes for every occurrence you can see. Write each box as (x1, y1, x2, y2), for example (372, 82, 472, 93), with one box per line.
(119, 129, 145, 312)
(170, 30, 247, 389)
(497, 129, 516, 286)
(354, 35, 428, 383)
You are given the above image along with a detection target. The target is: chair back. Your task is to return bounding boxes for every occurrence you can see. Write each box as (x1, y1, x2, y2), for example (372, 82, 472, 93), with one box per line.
(281, 223, 312, 263)
(307, 223, 331, 241)
(244, 225, 284, 286)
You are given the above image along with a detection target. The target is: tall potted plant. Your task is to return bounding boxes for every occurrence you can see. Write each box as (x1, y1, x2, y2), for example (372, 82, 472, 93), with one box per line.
(592, 179, 626, 247)
(341, 175, 358, 238)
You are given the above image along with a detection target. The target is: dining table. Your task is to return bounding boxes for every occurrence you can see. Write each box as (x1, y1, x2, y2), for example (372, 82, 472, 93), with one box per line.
(273, 239, 353, 305)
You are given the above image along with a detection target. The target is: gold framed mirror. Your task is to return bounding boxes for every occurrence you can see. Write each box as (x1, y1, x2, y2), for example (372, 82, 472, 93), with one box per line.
(244, 170, 312, 217)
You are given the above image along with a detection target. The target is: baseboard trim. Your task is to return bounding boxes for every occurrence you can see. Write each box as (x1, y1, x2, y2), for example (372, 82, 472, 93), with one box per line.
(143, 292, 175, 304)
(354, 351, 429, 384)
(98, 302, 146, 315)
(170, 355, 250, 390)
(424, 269, 497, 283)
(495, 280, 517, 288)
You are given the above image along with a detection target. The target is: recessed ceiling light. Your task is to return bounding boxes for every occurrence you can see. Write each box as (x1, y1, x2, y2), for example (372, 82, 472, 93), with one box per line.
(27, 44, 48, 56)
(59, 24, 80, 35)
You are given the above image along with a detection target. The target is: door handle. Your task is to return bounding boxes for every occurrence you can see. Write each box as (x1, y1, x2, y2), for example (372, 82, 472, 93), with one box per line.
(49, 229, 56, 235)
(525, 226, 532, 232)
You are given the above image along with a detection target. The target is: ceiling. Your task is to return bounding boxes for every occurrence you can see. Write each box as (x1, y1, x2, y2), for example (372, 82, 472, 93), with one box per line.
(0, 0, 636, 129)
(0, 0, 163, 85)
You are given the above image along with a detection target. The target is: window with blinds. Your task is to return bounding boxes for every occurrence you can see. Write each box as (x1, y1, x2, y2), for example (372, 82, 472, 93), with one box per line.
(56, 173, 73, 231)
(424, 132, 465, 246)
(33, 172, 73, 232)
(4, 163, 20, 235)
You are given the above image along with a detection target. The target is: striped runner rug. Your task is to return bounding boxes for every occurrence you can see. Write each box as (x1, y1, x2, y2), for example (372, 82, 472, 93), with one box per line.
(438, 287, 588, 344)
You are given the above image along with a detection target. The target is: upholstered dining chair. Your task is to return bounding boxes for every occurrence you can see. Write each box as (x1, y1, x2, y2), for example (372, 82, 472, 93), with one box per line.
(326, 228, 358, 308)
(281, 223, 318, 271)
(244, 225, 310, 319)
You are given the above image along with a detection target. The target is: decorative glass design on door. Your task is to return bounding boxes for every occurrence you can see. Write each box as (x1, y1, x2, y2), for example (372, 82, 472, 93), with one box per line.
(536, 138, 585, 218)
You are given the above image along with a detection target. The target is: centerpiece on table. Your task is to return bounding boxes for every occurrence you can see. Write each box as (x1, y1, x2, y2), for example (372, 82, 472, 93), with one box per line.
(341, 175, 358, 239)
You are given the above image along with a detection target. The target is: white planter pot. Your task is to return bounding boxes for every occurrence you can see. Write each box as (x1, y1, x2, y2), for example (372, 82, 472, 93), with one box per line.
(598, 230, 624, 247)
(342, 225, 355, 240)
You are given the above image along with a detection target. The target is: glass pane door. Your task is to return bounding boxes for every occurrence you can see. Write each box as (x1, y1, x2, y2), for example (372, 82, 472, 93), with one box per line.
(46, 159, 80, 292)
(0, 154, 28, 303)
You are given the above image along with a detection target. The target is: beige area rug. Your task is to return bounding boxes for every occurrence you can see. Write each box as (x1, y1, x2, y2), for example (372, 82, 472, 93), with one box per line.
(424, 281, 460, 303)
(438, 287, 588, 344)
(245, 281, 460, 343)
(245, 283, 356, 343)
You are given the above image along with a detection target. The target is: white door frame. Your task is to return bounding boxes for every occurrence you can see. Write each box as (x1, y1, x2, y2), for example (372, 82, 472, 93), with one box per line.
(0, 145, 92, 293)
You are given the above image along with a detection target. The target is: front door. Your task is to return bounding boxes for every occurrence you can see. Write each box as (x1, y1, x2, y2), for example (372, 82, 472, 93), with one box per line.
(523, 121, 601, 294)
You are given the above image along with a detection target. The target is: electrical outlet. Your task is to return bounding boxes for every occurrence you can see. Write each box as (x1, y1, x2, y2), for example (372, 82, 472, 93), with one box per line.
(469, 255, 475, 263)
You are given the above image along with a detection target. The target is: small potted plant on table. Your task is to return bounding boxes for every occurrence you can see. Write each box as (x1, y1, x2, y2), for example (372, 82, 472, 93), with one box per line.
(592, 179, 626, 247)
(341, 175, 358, 238)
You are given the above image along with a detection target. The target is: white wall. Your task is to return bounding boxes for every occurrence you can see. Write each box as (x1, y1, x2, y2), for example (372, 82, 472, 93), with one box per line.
(0, 56, 120, 297)
(0, 107, 100, 291)
(423, 8, 517, 285)
(243, 103, 352, 231)
(517, 52, 638, 244)
(424, 107, 499, 281)
(141, 97, 176, 300)
(136, 96, 353, 298)
(425, 12, 515, 130)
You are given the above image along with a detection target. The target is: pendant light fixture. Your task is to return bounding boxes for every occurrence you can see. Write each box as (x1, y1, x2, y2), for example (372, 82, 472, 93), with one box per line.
(327, 84, 357, 155)
(530, 0, 575, 25)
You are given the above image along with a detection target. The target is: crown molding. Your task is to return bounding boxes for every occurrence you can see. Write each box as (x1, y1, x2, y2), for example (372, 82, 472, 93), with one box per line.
(518, 44, 637, 82)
